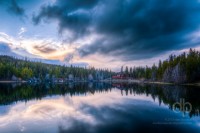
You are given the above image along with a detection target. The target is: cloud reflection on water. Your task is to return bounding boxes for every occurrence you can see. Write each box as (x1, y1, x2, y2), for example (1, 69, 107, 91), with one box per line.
(0, 88, 199, 133)
(0, 89, 154, 132)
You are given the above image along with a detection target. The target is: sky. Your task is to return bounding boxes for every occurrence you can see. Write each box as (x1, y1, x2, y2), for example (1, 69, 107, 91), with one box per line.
(1, 0, 200, 71)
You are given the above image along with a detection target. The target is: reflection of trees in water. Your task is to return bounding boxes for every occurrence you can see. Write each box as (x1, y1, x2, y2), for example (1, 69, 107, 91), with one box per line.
(116, 83, 200, 117)
(0, 83, 113, 105)
(0, 83, 199, 117)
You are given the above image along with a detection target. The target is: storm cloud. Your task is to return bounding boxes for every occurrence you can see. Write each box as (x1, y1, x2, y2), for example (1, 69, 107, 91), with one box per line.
(0, 0, 25, 17)
(32, 0, 99, 39)
(8, 0, 25, 16)
(33, 0, 200, 60)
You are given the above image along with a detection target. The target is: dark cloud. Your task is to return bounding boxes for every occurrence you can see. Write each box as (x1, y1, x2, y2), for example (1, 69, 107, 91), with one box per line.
(32, 0, 99, 40)
(33, 0, 200, 60)
(33, 45, 56, 53)
(7, 0, 25, 16)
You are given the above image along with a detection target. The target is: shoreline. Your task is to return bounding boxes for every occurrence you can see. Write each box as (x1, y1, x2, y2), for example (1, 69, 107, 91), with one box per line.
(103, 79, 200, 86)
(0, 81, 27, 83)
(0, 79, 199, 86)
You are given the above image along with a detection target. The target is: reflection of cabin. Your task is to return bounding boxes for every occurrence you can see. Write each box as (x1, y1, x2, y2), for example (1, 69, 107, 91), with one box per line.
(112, 73, 127, 79)
(112, 83, 125, 88)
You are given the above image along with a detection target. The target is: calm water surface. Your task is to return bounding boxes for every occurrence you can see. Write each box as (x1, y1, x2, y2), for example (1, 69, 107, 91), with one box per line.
(0, 83, 200, 133)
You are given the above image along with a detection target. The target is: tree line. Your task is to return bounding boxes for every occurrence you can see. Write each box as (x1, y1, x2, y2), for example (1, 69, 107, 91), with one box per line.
(121, 48, 200, 83)
(0, 56, 113, 81)
(1, 48, 199, 83)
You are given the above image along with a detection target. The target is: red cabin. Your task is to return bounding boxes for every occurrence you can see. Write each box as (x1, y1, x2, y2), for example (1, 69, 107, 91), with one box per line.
(112, 73, 127, 79)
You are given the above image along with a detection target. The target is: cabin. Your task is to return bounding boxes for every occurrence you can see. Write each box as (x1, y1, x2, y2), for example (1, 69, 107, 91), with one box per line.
(112, 73, 128, 79)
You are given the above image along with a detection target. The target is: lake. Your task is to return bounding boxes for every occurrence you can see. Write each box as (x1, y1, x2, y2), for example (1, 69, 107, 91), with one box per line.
(0, 82, 200, 133)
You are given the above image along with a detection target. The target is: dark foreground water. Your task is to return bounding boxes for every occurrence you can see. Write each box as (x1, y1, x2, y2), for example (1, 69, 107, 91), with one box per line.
(0, 83, 200, 133)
